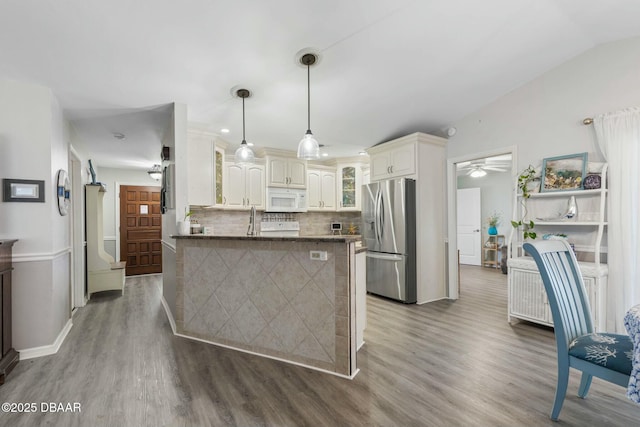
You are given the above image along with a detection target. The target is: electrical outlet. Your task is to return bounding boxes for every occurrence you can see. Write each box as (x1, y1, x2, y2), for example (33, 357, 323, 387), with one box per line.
(310, 250, 327, 261)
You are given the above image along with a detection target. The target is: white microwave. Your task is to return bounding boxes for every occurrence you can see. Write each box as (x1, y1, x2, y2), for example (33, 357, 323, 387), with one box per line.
(266, 187, 307, 212)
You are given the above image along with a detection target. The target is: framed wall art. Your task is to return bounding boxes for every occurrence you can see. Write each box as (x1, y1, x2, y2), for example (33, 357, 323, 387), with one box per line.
(3, 178, 45, 202)
(541, 152, 587, 192)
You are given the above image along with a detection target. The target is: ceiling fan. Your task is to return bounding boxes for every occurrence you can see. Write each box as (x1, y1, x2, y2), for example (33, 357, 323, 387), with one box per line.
(457, 156, 511, 177)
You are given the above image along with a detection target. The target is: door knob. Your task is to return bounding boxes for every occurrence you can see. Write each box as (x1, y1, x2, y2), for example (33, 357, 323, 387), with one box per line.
(474, 229, 480, 232)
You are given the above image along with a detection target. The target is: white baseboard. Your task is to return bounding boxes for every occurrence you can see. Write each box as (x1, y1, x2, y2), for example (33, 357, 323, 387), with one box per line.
(161, 296, 177, 334)
(18, 318, 73, 360)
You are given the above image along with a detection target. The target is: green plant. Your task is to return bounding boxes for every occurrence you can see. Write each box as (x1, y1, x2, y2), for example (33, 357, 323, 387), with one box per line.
(486, 211, 501, 227)
(184, 208, 193, 221)
(511, 165, 538, 239)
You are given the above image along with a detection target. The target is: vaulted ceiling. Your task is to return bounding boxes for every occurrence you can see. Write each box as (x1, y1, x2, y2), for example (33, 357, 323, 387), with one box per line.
(2, 0, 639, 168)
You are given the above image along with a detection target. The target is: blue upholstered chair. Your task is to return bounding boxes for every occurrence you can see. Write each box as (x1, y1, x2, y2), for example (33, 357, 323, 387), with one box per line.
(524, 240, 633, 421)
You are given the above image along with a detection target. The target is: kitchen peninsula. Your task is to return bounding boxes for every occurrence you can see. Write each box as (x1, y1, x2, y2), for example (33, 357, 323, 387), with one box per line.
(173, 234, 362, 378)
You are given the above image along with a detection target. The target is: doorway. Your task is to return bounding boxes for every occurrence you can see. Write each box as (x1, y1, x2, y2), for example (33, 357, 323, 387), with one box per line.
(446, 147, 516, 299)
(119, 185, 162, 276)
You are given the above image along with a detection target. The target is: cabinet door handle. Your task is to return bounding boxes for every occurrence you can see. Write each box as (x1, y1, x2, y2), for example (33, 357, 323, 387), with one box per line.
(390, 165, 393, 173)
(223, 196, 227, 205)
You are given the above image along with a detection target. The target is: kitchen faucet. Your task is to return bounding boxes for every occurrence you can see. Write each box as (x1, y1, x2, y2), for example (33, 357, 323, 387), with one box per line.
(247, 205, 257, 236)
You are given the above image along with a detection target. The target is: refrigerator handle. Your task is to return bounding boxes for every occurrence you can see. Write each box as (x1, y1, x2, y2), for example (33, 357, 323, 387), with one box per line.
(375, 189, 382, 244)
(378, 190, 384, 240)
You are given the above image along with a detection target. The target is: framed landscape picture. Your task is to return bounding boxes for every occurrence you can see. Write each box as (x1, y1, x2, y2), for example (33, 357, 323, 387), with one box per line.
(541, 152, 587, 192)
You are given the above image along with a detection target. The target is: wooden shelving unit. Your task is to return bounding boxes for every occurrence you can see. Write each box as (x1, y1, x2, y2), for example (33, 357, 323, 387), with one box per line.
(483, 235, 505, 269)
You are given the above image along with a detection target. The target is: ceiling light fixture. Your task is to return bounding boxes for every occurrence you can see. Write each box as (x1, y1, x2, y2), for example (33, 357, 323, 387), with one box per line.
(469, 168, 487, 178)
(147, 164, 162, 181)
(220, 128, 230, 134)
(234, 89, 255, 164)
(297, 53, 320, 160)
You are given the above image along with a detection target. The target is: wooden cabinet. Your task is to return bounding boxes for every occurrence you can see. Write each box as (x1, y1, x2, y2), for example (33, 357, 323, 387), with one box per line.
(267, 157, 306, 188)
(369, 143, 415, 181)
(0, 239, 18, 385)
(307, 168, 336, 210)
(507, 164, 608, 331)
(223, 162, 265, 210)
(337, 164, 363, 211)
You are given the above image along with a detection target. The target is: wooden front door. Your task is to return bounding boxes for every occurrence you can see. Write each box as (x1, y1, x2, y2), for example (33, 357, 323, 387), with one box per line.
(119, 185, 162, 276)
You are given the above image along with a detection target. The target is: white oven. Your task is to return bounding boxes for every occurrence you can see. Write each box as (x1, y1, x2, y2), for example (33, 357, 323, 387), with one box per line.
(266, 188, 307, 212)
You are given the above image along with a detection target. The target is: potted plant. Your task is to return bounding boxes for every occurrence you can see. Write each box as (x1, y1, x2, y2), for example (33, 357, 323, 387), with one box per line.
(486, 212, 501, 235)
(511, 165, 538, 240)
(178, 208, 193, 235)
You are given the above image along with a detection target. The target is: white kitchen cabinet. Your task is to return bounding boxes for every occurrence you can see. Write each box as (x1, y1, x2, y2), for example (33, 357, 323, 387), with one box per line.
(267, 157, 306, 188)
(187, 131, 226, 206)
(337, 164, 363, 211)
(187, 133, 214, 206)
(369, 143, 415, 181)
(307, 168, 336, 210)
(507, 163, 608, 331)
(223, 162, 265, 210)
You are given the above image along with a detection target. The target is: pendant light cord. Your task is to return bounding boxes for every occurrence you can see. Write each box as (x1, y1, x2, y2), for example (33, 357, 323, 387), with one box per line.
(307, 63, 311, 132)
(242, 95, 246, 143)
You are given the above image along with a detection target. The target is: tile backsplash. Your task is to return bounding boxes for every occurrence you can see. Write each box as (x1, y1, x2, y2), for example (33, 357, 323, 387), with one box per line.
(190, 208, 361, 236)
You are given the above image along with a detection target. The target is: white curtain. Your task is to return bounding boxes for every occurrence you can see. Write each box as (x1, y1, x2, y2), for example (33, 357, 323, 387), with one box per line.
(594, 107, 640, 332)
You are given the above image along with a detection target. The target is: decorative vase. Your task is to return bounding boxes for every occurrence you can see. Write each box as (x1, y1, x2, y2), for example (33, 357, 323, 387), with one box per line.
(564, 196, 577, 219)
(178, 220, 191, 235)
(488, 226, 498, 235)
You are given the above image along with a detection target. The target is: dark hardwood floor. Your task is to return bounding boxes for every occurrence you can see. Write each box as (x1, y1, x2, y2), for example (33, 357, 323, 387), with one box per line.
(0, 265, 637, 426)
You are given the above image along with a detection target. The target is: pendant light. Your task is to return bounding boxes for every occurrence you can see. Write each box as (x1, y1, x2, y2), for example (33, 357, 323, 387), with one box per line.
(147, 164, 162, 181)
(297, 53, 320, 160)
(234, 88, 255, 164)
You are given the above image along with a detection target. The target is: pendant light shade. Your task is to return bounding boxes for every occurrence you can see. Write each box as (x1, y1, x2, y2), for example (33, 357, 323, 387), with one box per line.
(147, 164, 162, 181)
(234, 89, 255, 164)
(297, 53, 320, 160)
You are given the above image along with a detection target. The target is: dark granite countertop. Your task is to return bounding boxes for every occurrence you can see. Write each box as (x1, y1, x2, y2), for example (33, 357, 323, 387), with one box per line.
(172, 234, 362, 243)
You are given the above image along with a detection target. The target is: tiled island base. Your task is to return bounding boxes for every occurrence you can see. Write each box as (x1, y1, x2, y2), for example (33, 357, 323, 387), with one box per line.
(174, 236, 357, 378)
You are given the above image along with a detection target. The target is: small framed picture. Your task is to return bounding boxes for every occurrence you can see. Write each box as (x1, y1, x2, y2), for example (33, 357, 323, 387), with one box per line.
(3, 179, 45, 202)
(541, 153, 587, 192)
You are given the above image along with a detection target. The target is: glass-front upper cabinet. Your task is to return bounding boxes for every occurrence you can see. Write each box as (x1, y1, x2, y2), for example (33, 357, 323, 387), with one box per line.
(337, 164, 363, 211)
(215, 148, 224, 205)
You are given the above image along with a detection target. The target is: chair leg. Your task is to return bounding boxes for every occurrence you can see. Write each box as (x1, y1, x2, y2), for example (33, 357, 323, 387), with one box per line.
(577, 372, 592, 398)
(551, 365, 570, 421)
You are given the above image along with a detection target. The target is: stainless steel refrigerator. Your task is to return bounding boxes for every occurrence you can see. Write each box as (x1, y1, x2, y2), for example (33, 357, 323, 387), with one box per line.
(361, 178, 416, 303)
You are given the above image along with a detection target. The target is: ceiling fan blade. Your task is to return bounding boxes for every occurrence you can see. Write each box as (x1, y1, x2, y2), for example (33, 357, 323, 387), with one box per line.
(483, 166, 508, 172)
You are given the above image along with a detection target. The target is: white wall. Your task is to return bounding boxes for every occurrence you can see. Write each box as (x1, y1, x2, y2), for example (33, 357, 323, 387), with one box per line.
(457, 171, 512, 237)
(447, 36, 640, 170)
(446, 37, 640, 320)
(0, 78, 71, 351)
(162, 103, 187, 320)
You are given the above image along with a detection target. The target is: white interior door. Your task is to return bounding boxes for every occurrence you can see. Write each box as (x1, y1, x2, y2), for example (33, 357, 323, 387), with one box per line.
(457, 188, 482, 265)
